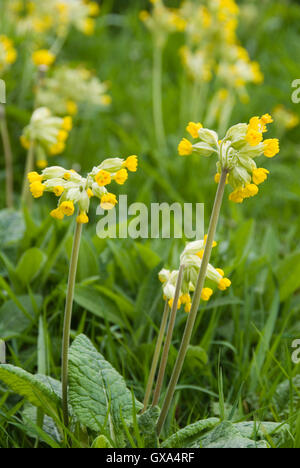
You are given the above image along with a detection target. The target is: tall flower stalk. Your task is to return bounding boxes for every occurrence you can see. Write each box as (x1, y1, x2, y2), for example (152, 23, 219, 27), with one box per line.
(0, 105, 14, 208)
(152, 265, 185, 407)
(157, 115, 280, 434)
(61, 219, 82, 426)
(157, 169, 227, 433)
(142, 301, 169, 413)
(28, 155, 138, 427)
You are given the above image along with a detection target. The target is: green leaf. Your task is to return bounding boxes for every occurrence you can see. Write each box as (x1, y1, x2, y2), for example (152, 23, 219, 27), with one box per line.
(137, 406, 160, 448)
(234, 421, 290, 446)
(91, 435, 113, 448)
(0, 209, 25, 247)
(197, 421, 269, 448)
(276, 251, 300, 301)
(68, 334, 143, 433)
(73, 285, 125, 327)
(161, 418, 219, 448)
(16, 248, 47, 286)
(0, 365, 61, 419)
(0, 295, 42, 339)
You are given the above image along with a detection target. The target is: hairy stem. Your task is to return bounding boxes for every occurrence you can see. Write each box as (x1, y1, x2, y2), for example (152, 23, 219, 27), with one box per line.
(142, 301, 170, 413)
(152, 265, 185, 407)
(62, 221, 82, 427)
(157, 170, 228, 434)
(0, 106, 14, 208)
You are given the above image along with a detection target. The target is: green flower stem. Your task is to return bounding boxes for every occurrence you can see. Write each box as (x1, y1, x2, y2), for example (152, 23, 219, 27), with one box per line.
(153, 45, 166, 150)
(0, 106, 14, 208)
(157, 169, 228, 435)
(21, 142, 35, 204)
(152, 265, 185, 407)
(142, 301, 170, 413)
(62, 221, 82, 427)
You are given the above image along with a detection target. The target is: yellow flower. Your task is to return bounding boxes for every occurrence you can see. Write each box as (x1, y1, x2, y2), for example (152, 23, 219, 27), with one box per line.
(178, 138, 193, 156)
(62, 116, 73, 131)
(100, 193, 117, 210)
(201, 288, 213, 301)
(77, 212, 89, 224)
(252, 168, 269, 185)
(28, 172, 43, 184)
(32, 50, 56, 67)
(66, 100, 78, 115)
(123, 155, 138, 172)
(95, 170, 112, 187)
(114, 169, 128, 185)
(216, 268, 225, 277)
(264, 139, 280, 158)
(50, 208, 64, 220)
(168, 298, 182, 310)
(243, 184, 259, 198)
(186, 122, 203, 139)
(57, 130, 69, 142)
(245, 128, 263, 146)
(261, 114, 273, 125)
(37, 159, 47, 169)
(82, 18, 95, 35)
(30, 181, 45, 198)
(88, 1, 100, 16)
(87, 188, 94, 198)
(64, 172, 71, 180)
(50, 142, 66, 155)
(214, 173, 221, 184)
(53, 186, 65, 197)
(218, 278, 232, 291)
(60, 201, 75, 216)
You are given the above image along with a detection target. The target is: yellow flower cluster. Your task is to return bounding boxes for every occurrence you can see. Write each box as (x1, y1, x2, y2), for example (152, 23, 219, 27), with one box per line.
(36, 65, 111, 116)
(179, 0, 263, 98)
(0, 35, 17, 73)
(28, 156, 138, 224)
(21, 108, 73, 168)
(8, 0, 100, 37)
(140, 0, 186, 48)
(159, 238, 231, 312)
(178, 115, 279, 204)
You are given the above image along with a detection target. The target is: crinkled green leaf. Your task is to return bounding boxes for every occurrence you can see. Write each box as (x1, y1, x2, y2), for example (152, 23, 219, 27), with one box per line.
(0, 365, 61, 418)
(196, 421, 269, 448)
(68, 334, 142, 432)
(234, 421, 290, 445)
(22, 404, 62, 445)
(161, 418, 219, 448)
(138, 406, 160, 448)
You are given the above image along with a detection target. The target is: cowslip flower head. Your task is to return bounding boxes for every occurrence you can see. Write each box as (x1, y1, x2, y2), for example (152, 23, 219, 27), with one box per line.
(28, 155, 139, 223)
(21, 107, 72, 167)
(8, 0, 100, 37)
(159, 238, 231, 312)
(0, 35, 17, 73)
(178, 114, 280, 204)
(36, 65, 111, 116)
(140, 0, 186, 48)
